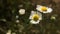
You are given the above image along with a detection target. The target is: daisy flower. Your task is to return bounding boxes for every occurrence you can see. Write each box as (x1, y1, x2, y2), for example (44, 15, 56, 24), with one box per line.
(36, 5, 53, 13)
(29, 11, 42, 24)
(19, 9, 25, 15)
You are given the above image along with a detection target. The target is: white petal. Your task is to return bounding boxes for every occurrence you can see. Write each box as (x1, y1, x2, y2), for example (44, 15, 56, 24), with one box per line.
(31, 11, 36, 15)
(29, 11, 36, 19)
(37, 5, 40, 7)
(30, 20, 40, 24)
(37, 5, 42, 8)
(37, 12, 42, 20)
(36, 5, 42, 11)
(29, 15, 33, 19)
(43, 11, 48, 13)
(39, 17, 42, 20)
(37, 11, 42, 16)
(47, 8, 53, 13)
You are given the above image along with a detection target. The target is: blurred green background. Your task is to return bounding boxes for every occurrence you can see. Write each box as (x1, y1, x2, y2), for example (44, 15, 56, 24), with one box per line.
(0, 0, 60, 34)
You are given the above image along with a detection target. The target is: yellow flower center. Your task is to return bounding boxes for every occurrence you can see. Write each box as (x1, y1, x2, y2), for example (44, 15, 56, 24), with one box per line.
(41, 6, 47, 11)
(32, 14, 39, 21)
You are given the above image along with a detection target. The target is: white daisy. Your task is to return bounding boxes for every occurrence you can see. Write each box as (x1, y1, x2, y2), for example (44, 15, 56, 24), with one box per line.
(19, 9, 25, 15)
(36, 5, 53, 13)
(29, 11, 42, 24)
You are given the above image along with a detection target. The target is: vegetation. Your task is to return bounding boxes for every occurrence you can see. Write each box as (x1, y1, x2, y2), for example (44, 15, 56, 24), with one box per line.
(0, 0, 60, 34)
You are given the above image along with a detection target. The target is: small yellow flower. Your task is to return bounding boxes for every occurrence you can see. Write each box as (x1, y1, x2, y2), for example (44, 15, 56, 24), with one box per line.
(36, 5, 53, 13)
(29, 11, 42, 24)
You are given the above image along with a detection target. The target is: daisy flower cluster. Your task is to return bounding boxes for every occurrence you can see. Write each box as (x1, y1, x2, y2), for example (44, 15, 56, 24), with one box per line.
(18, 5, 53, 24)
(29, 5, 53, 24)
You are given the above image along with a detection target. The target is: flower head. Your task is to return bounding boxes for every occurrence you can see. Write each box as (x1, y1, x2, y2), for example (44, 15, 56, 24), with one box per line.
(29, 11, 42, 24)
(36, 5, 53, 13)
(19, 9, 25, 15)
